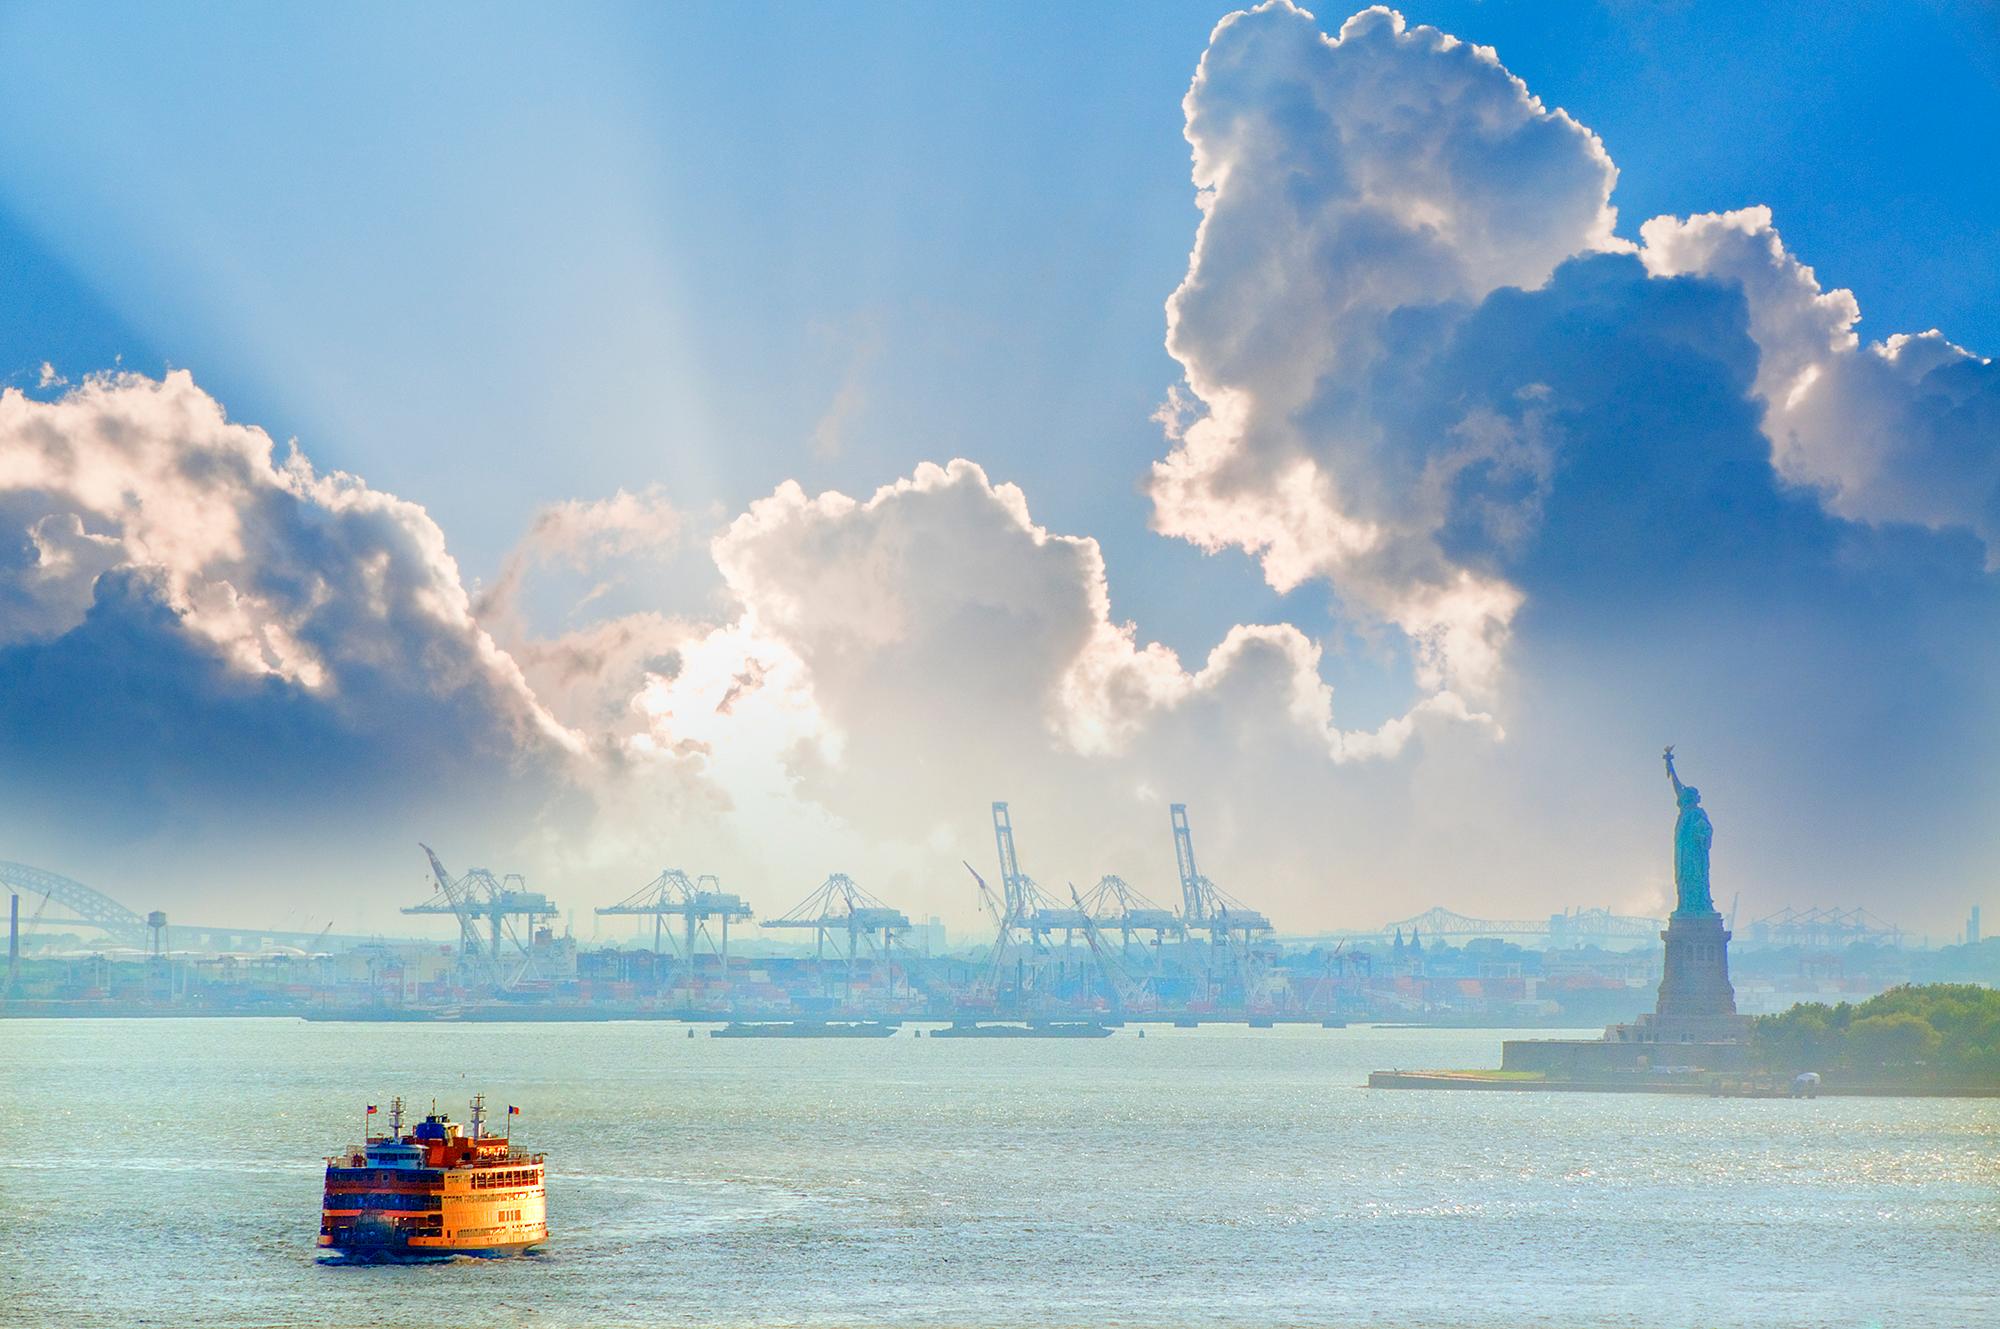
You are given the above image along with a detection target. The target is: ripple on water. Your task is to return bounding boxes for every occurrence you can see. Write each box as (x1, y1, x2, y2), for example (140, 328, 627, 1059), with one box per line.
(1, 1019, 1995, 1329)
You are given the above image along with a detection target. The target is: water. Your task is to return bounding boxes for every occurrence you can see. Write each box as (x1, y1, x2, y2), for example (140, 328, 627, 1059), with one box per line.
(1, 1019, 1993, 1329)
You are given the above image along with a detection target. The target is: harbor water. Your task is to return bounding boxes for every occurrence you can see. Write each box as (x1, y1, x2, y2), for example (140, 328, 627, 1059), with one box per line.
(1, 1018, 1993, 1328)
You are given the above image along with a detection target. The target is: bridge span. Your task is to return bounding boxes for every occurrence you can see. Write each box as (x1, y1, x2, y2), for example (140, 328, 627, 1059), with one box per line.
(0, 861, 428, 954)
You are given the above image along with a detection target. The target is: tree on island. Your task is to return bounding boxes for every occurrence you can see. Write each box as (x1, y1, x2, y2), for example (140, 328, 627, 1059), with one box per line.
(1751, 984, 2000, 1085)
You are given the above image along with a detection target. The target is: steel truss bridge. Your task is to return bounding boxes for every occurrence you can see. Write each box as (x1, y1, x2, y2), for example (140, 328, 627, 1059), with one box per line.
(1368, 905, 1665, 948)
(1, 861, 424, 953)
(0, 862, 146, 945)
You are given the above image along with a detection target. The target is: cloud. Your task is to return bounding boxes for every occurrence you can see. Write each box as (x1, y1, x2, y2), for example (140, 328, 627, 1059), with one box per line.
(1152, 1, 1625, 701)
(588, 458, 1488, 910)
(1150, 1, 2000, 706)
(475, 484, 682, 629)
(809, 323, 880, 462)
(1138, 2, 2000, 928)
(1639, 206, 2000, 565)
(0, 370, 579, 840)
(467, 484, 700, 744)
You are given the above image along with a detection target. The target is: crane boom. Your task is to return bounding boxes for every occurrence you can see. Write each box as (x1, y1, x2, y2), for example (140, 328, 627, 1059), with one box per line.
(418, 843, 491, 975)
(1068, 884, 1148, 1014)
(1170, 803, 1207, 923)
(991, 802, 1026, 917)
(964, 862, 1005, 930)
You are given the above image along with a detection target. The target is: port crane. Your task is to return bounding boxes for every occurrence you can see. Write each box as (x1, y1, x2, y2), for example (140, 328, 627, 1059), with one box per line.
(761, 873, 909, 958)
(405, 846, 559, 989)
(1169, 804, 1275, 1012)
(1077, 873, 1183, 971)
(761, 873, 911, 1005)
(1068, 884, 1156, 1015)
(986, 803, 1094, 1010)
(596, 869, 752, 960)
(963, 862, 1029, 1014)
(596, 868, 752, 1006)
(990, 803, 1090, 947)
(1293, 939, 1368, 1020)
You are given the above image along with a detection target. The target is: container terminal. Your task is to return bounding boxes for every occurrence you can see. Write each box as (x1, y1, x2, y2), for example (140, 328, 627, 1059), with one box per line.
(3, 804, 1983, 1028)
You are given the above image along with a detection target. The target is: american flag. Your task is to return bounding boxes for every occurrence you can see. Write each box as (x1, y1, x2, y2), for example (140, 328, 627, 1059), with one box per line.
(366, 1105, 377, 1115)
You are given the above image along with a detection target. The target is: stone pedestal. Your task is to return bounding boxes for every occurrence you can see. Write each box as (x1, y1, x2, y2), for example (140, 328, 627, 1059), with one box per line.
(1655, 910, 1735, 1017)
(1501, 908, 1747, 1074)
(1614, 910, 1747, 1046)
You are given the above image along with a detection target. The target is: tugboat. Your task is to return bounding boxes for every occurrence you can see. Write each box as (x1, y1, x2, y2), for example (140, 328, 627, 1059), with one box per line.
(319, 1095, 547, 1260)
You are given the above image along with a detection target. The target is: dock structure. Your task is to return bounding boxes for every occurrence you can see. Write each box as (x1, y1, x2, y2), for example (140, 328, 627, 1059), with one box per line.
(595, 870, 752, 1007)
(1168, 804, 1276, 1011)
(760, 873, 916, 1008)
(761, 873, 910, 959)
(405, 846, 560, 988)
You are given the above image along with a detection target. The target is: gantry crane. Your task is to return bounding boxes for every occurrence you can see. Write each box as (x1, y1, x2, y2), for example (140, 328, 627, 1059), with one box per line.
(405, 845, 559, 989)
(982, 802, 1095, 1011)
(1068, 884, 1156, 1015)
(595, 868, 752, 1006)
(1168, 804, 1275, 1012)
(761, 873, 911, 1006)
(990, 802, 1090, 946)
(1077, 873, 1184, 971)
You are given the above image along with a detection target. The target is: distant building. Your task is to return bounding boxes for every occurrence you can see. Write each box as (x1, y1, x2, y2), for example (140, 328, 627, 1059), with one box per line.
(909, 916, 949, 955)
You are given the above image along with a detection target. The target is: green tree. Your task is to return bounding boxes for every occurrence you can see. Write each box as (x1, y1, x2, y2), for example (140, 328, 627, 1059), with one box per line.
(1847, 1012, 1941, 1068)
(1751, 1002, 1840, 1072)
(1753, 984, 2000, 1085)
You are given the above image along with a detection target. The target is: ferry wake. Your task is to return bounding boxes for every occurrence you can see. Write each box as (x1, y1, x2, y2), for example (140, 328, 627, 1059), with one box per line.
(319, 1095, 547, 1260)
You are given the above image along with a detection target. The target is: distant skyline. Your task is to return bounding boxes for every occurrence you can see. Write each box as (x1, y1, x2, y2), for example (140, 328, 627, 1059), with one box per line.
(2, 1, 1996, 938)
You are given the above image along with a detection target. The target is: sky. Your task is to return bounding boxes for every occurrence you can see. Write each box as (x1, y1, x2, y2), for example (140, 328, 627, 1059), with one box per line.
(0, 1, 1995, 941)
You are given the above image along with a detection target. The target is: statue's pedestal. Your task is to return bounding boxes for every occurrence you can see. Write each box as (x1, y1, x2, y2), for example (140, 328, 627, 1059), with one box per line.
(1621, 911, 1747, 1045)
(1656, 911, 1735, 1015)
(1503, 909, 1748, 1074)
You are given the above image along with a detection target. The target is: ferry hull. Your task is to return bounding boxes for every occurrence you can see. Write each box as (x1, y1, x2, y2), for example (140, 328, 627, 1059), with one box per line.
(319, 1238, 544, 1262)
(318, 1216, 546, 1262)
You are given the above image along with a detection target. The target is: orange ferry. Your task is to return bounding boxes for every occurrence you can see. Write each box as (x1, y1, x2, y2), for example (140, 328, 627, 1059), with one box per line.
(319, 1095, 547, 1260)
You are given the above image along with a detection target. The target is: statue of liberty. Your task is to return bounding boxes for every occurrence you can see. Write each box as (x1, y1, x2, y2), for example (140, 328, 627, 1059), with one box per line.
(1662, 747, 1717, 916)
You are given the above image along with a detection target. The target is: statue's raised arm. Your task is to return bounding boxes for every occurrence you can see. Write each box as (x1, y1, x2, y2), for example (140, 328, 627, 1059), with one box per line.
(1663, 745, 1686, 799)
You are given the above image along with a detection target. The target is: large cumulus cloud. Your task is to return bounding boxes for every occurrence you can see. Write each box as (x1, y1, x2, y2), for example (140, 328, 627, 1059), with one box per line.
(1641, 206, 2000, 563)
(1153, 0, 2000, 724)
(1145, 1, 2000, 923)
(603, 459, 1485, 907)
(0, 370, 578, 849)
(1154, 2, 1625, 702)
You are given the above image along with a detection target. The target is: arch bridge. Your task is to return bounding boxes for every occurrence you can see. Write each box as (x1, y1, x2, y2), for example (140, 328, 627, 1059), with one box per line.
(0, 861, 147, 945)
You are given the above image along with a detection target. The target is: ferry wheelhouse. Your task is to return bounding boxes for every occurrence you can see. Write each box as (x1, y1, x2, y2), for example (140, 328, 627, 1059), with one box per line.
(319, 1095, 547, 1259)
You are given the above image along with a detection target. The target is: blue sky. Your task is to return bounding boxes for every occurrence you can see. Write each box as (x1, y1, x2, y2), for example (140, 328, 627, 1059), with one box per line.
(0, 2, 1995, 934)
